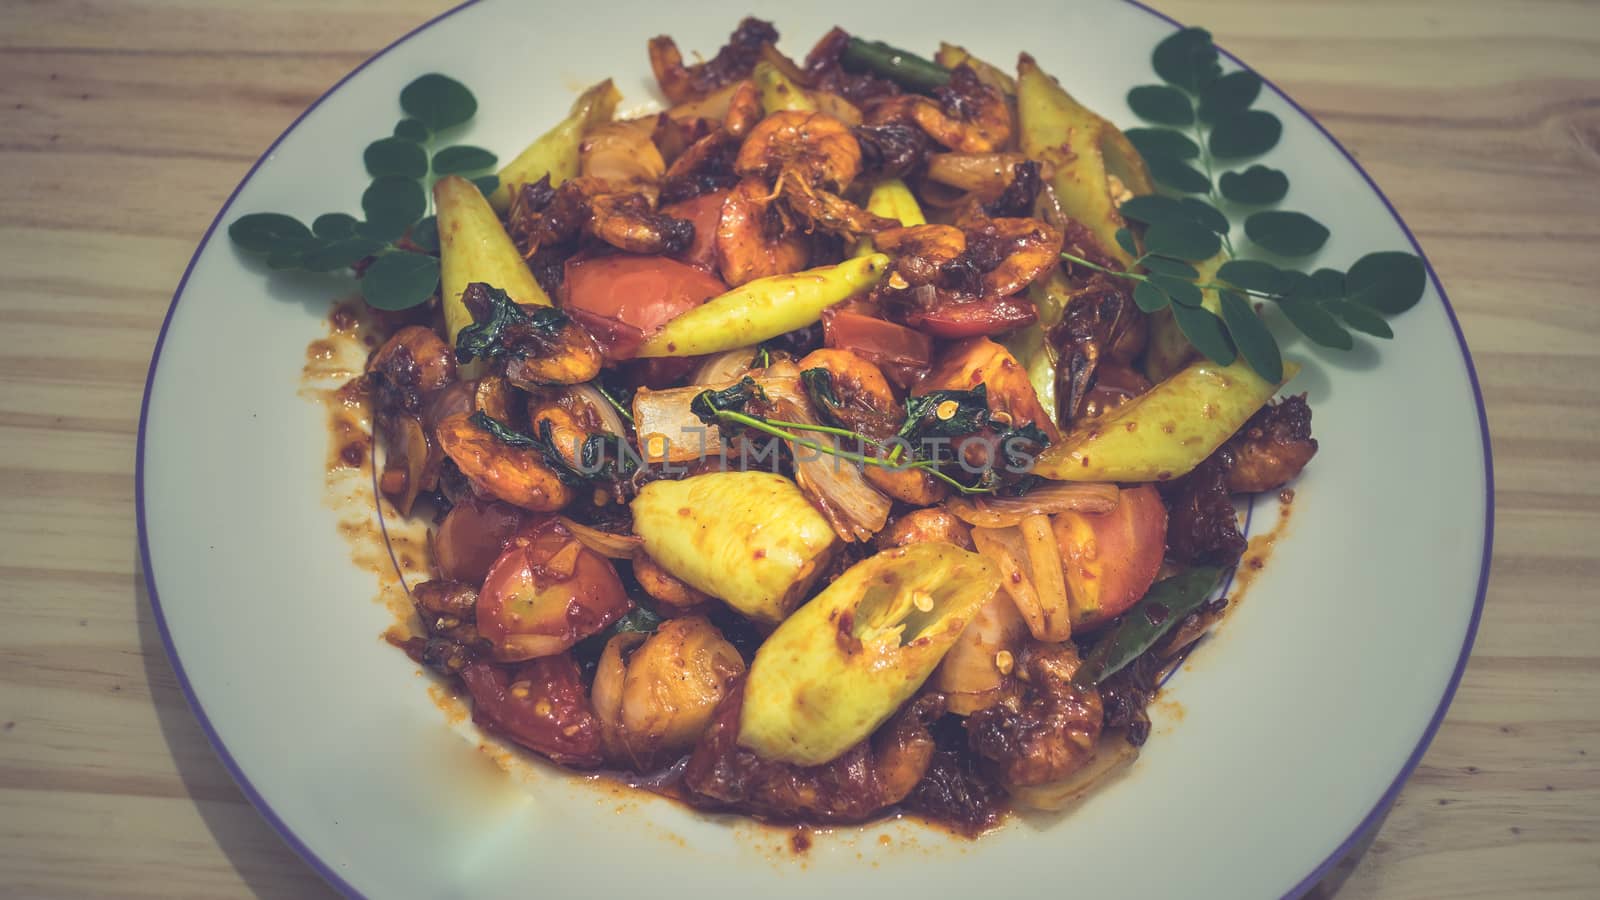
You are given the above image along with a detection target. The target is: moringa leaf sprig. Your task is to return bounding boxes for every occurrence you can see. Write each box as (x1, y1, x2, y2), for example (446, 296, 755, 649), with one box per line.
(1063, 27, 1428, 381)
(227, 74, 499, 311)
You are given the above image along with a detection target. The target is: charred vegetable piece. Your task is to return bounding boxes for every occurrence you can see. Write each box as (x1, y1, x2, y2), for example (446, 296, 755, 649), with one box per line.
(436, 175, 551, 348)
(635, 254, 890, 358)
(1076, 566, 1224, 684)
(1016, 55, 1152, 266)
(934, 43, 1016, 96)
(738, 541, 1000, 765)
(631, 472, 838, 625)
(1033, 358, 1297, 482)
(488, 79, 621, 211)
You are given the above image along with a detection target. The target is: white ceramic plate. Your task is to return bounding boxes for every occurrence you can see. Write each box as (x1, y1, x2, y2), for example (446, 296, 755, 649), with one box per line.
(139, 1, 1492, 896)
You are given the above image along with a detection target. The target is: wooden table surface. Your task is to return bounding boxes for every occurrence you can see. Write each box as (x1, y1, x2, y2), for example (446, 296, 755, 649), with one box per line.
(2, 0, 1596, 896)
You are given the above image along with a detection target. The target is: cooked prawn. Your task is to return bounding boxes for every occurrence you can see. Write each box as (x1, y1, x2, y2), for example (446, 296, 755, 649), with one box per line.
(435, 413, 575, 512)
(734, 110, 861, 190)
(714, 176, 808, 286)
(648, 18, 776, 104)
(866, 65, 1013, 153)
(976, 217, 1065, 299)
(874, 224, 967, 287)
(876, 507, 975, 551)
(776, 174, 898, 240)
(632, 552, 712, 613)
(586, 192, 695, 255)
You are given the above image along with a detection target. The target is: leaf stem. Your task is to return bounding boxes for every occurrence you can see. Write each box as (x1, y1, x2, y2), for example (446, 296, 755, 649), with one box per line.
(710, 409, 991, 494)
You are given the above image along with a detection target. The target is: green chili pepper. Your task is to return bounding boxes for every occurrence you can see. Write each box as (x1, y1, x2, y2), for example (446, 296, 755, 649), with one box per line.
(1077, 566, 1223, 685)
(841, 38, 951, 93)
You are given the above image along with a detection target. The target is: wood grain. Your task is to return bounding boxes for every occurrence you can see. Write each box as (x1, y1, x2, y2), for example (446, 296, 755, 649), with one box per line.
(0, 1, 1595, 896)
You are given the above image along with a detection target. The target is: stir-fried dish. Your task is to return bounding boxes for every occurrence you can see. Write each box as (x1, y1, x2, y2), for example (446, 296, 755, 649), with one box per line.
(355, 20, 1321, 834)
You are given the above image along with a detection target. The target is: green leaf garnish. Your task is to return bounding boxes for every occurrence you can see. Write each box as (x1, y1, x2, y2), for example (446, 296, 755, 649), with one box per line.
(1245, 210, 1329, 256)
(1216, 259, 1286, 294)
(400, 73, 477, 131)
(1198, 70, 1262, 122)
(1119, 194, 1191, 226)
(431, 145, 498, 175)
(1133, 280, 1170, 312)
(1124, 127, 1200, 160)
(362, 176, 427, 235)
(393, 118, 430, 142)
(301, 237, 385, 272)
(1141, 256, 1199, 280)
(1310, 267, 1345, 301)
(455, 282, 570, 363)
(410, 215, 440, 253)
(1218, 165, 1289, 204)
(1144, 218, 1222, 260)
(1151, 274, 1203, 307)
(1179, 197, 1229, 234)
(1127, 84, 1194, 126)
(897, 387, 990, 442)
(229, 213, 310, 253)
(1345, 251, 1426, 314)
(312, 212, 360, 240)
(1143, 154, 1211, 193)
(1207, 109, 1283, 159)
(1170, 302, 1235, 364)
(1220, 290, 1282, 382)
(363, 137, 428, 178)
(1276, 294, 1353, 350)
(1327, 299, 1395, 339)
(472, 174, 500, 196)
(1151, 27, 1220, 92)
(360, 251, 439, 311)
(1114, 227, 1139, 257)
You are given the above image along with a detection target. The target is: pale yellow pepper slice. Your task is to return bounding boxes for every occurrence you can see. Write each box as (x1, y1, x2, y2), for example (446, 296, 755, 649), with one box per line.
(1033, 357, 1299, 482)
(631, 472, 838, 625)
(739, 541, 1000, 765)
(635, 254, 889, 358)
(487, 79, 621, 212)
(434, 176, 551, 351)
(1017, 54, 1153, 267)
(753, 60, 817, 114)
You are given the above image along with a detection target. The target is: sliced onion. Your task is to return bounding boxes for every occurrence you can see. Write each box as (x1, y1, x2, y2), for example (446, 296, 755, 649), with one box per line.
(558, 516, 643, 559)
(1019, 513, 1071, 641)
(761, 363, 892, 543)
(632, 383, 730, 463)
(566, 383, 627, 438)
(691, 347, 758, 385)
(970, 521, 1071, 642)
(947, 481, 1119, 528)
(1005, 731, 1139, 811)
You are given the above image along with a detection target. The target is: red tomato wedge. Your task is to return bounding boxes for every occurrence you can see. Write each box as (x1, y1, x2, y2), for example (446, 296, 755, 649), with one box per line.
(476, 520, 631, 661)
(907, 294, 1038, 338)
(562, 255, 727, 359)
(460, 657, 604, 768)
(660, 190, 728, 270)
(821, 309, 934, 368)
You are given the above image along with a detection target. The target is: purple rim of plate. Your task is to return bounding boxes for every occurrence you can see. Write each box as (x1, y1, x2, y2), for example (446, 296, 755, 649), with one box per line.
(133, 2, 1495, 897)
